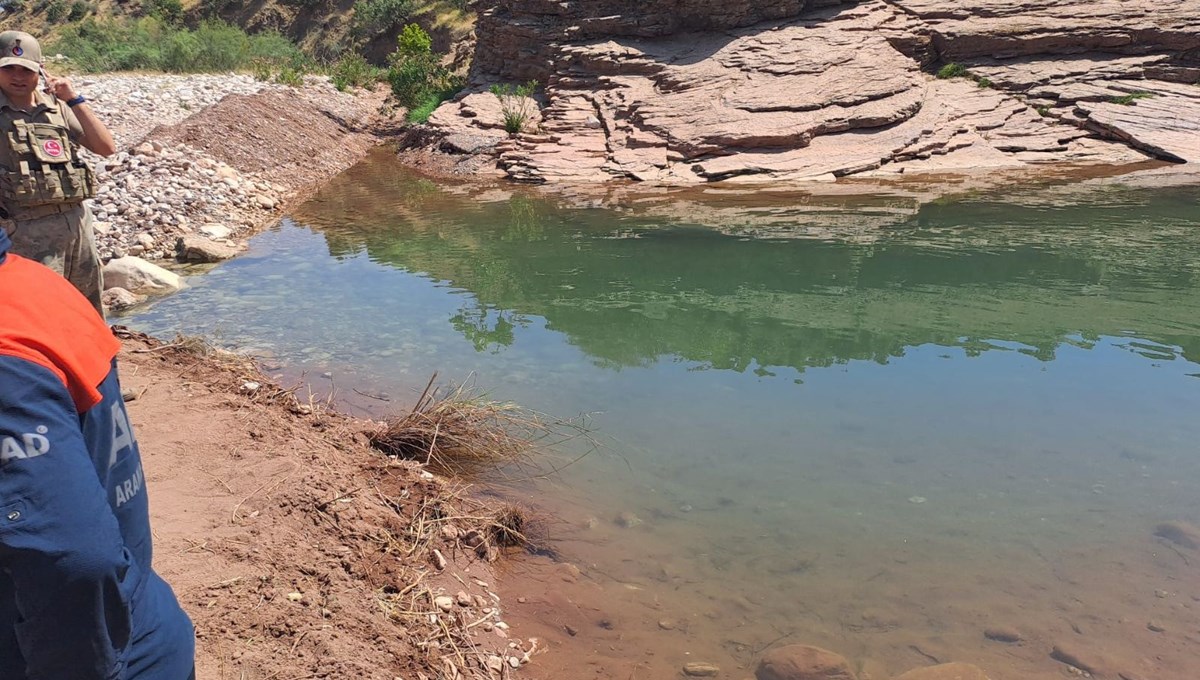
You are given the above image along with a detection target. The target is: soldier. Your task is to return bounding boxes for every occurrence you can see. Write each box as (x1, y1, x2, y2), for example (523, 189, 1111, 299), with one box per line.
(0, 227, 196, 679)
(0, 30, 116, 317)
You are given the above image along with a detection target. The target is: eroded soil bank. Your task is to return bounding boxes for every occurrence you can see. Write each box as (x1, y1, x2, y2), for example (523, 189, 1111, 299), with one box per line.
(121, 330, 540, 680)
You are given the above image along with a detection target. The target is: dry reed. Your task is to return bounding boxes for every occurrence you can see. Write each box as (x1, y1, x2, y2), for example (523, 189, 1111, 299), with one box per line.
(368, 373, 592, 479)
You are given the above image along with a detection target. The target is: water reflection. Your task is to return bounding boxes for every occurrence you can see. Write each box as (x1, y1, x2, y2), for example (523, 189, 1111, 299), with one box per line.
(291, 162, 1200, 375)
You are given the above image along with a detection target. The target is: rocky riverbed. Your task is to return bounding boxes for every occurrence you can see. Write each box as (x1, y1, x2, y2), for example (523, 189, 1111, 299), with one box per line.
(31, 72, 388, 308)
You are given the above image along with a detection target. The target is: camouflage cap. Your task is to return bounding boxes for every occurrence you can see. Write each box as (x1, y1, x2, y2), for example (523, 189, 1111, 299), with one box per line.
(0, 31, 42, 72)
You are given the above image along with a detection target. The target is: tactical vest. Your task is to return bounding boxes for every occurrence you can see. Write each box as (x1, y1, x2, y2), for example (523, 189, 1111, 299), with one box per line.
(0, 102, 96, 209)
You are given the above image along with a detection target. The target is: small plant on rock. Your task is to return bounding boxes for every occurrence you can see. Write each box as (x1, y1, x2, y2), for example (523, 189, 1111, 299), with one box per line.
(936, 62, 967, 79)
(1109, 91, 1154, 106)
(490, 80, 539, 134)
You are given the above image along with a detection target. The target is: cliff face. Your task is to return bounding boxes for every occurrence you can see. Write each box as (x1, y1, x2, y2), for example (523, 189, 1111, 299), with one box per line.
(472, 0, 852, 81)
(427, 0, 1200, 185)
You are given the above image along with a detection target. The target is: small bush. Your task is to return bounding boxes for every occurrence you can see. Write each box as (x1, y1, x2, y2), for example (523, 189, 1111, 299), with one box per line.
(396, 21, 431, 55)
(490, 80, 538, 134)
(1035, 105, 1050, 117)
(67, 0, 89, 20)
(330, 52, 379, 91)
(144, 0, 182, 25)
(44, 0, 67, 21)
(976, 76, 992, 88)
(936, 63, 967, 79)
(352, 0, 414, 36)
(386, 23, 462, 110)
(275, 66, 304, 86)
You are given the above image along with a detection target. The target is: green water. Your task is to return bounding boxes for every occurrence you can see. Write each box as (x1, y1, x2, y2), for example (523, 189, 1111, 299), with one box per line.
(127, 155, 1200, 679)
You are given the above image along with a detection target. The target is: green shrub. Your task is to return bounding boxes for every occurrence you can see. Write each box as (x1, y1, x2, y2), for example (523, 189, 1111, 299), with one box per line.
(490, 80, 538, 134)
(936, 63, 967, 79)
(330, 52, 379, 91)
(396, 21, 431, 55)
(145, 0, 182, 25)
(47, 17, 311, 74)
(67, 0, 90, 20)
(976, 76, 992, 88)
(45, 0, 67, 21)
(352, 0, 415, 36)
(386, 23, 461, 109)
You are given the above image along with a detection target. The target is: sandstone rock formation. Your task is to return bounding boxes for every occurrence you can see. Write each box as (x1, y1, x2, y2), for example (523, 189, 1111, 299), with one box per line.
(421, 0, 1200, 185)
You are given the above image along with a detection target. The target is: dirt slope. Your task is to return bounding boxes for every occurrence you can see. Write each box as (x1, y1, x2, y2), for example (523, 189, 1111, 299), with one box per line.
(118, 329, 538, 680)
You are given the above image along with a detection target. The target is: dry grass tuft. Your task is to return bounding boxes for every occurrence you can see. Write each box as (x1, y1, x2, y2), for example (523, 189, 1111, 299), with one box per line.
(489, 502, 530, 548)
(368, 373, 592, 478)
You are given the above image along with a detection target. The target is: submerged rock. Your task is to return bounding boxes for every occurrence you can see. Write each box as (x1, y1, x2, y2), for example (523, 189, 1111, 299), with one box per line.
(755, 644, 857, 680)
(893, 663, 991, 680)
(1154, 521, 1200, 549)
(683, 661, 721, 677)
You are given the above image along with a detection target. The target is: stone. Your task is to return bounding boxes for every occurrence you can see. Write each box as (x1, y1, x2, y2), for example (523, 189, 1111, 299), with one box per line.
(255, 194, 277, 209)
(1050, 644, 1109, 676)
(102, 256, 184, 294)
(615, 512, 643, 528)
(755, 644, 857, 680)
(893, 663, 991, 680)
(1154, 521, 1200, 549)
(455, 591, 472, 607)
(434, 596, 454, 612)
(982, 626, 1022, 643)
(176, 235, 240, 263)
(441, 133, 506, 155)
(683, 662, 721, 677)
(101, 286, 144, 311)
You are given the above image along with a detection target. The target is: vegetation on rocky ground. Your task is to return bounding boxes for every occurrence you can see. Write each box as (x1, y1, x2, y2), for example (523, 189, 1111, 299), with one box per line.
(387, 23, 464, 122)
(490, 80, 540, 133)
(12, 0, 468, 105)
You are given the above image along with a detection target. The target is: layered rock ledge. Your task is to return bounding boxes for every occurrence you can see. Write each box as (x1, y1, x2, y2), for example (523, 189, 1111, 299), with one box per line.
(420, 0, 1200, 184)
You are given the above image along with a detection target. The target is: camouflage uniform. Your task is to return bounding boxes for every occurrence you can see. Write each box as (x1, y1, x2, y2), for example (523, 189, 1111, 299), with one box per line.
(0, 89, 103, 316)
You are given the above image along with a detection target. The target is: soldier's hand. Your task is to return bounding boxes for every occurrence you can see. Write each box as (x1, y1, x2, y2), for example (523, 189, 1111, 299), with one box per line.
(43, 74, 78, 102)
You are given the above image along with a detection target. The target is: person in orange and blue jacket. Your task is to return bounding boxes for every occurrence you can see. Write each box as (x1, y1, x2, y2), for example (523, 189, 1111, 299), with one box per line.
(0, 226, 194, 679)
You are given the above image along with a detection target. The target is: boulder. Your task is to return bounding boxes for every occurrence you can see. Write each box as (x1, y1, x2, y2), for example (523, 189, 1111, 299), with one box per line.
(176, 235, 240, 263)
(893, 663, 991, 680)
(198, 223, 233, 239)
(101, 286, 144, 312)
(756, 645, 856, 680)
(103, 256, 184, 294)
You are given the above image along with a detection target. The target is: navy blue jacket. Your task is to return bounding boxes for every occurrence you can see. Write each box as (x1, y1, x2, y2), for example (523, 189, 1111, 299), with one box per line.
(0, 229, 194, 679)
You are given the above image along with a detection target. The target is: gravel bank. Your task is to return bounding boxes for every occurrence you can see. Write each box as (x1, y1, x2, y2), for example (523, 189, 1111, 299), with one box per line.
(66, 73, 386, 265)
